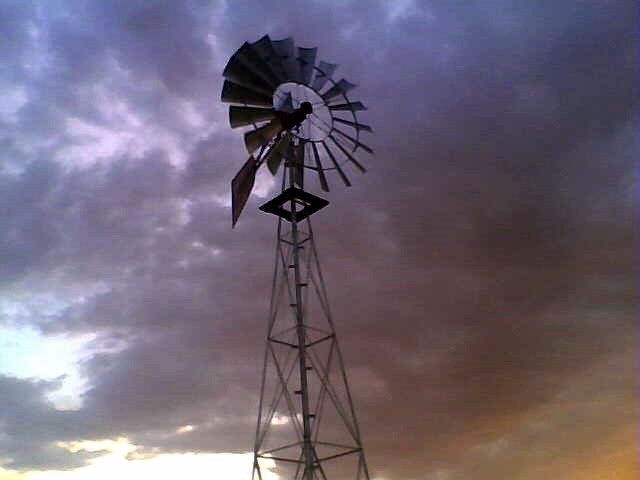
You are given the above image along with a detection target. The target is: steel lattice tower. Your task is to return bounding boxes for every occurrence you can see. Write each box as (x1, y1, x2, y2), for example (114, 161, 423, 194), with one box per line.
(252, 170, 369, 480)
(221, 35, 373, 480)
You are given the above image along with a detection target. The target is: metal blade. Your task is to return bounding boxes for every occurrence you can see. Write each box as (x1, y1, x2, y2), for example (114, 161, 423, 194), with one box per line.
(292, 141, 305, 188)
(297, 47, 317, 85)
(333, 127, 374, 154)
(231, 155, 258, 227)
(229, 106, 276, 128)
(275, 91, 294, 113)
(311, 141, 329, 192)
(265, 132, 291, 175)
(221, 80, 273, 107)
(322, 141, 351, 187)
(233, 42, 281, 88)
(223, 56, 275, 97)
(311, 61, 338, 91)
(329, 101, 367, 112)
(321, 79, 356, 102)
(333, 117, 373, 132)
(251, 35, 287, 82)
(329, 135, 366, 173)
(244, 120, 283, 154)
(271, 37, 298, 81)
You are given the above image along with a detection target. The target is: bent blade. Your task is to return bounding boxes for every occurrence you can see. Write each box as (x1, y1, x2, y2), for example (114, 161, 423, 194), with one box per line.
(229, 106, 276, 128)
(231, 155, 258, 227)
(311, 61, 338, 91)
(311, 142, 329, 192)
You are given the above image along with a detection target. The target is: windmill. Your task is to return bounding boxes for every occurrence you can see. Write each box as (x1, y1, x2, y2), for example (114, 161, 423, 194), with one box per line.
(222, 35, 373, 480)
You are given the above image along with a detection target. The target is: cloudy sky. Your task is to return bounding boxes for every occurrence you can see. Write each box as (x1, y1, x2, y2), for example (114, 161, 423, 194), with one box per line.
(0, 1, 636, 479)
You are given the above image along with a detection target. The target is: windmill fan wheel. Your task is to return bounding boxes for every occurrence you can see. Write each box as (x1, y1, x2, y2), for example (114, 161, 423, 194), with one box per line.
(222, 35, 373, 226)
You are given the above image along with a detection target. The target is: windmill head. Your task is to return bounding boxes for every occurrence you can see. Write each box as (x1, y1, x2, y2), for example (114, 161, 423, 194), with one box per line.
(222, 35, 373, 227)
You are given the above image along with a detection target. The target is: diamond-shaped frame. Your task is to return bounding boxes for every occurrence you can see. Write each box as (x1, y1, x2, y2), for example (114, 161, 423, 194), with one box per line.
(259, 187, 329, 222)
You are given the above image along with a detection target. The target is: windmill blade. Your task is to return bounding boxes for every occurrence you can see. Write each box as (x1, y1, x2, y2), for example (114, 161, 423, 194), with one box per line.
(321, 79, 356, 102)
(231, 155, 259, 227)
(311, 61, 338, 91)
(271, 37, 298, 81)
(292, 141, 305, 188)
(322, 141, 351, 187)
(221, 80, 273, 107)
(275, 91, 294, 113)
(223, 56, 275, 97)
(329, 101, 367, 112)
(297, 47, 317, 85)
(232, 42, 281, 88)
(329, 135, 366, 173)
(251, 35, 287, 82)
(265, 132, 292, 175)
(230, 106, 276, 128)
(311, 142, 329, 192)
(333, 117, 373, 132)
(333, 127, 374, 154)
(244, 120, 283, 154)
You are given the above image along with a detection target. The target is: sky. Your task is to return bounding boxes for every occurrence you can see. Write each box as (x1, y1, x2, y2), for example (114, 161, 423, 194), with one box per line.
(0, 0, 636, 479)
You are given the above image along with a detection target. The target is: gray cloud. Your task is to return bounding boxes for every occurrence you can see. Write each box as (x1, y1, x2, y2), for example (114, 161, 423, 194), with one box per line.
(0, 375, 102, 470)
(0, 0, 635, 477)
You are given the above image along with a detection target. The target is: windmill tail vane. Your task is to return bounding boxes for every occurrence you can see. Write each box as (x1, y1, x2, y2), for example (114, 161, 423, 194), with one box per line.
(222, 35, 373, 480)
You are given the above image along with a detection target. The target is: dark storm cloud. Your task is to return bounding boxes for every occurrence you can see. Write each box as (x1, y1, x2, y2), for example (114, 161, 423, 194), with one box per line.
(0, 159, 62, 284)
(0, 0, 635, 477)
(0, 375, 102, 469)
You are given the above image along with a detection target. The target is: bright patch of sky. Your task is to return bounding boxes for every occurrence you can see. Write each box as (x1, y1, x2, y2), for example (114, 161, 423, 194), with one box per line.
(46, 52, 212, 171)
(24, 19, 50, 75)
(0, 283, 117, 410)
(252, 166, 277, 198)
(0, 439, 278, 480)
(0, 85, 28, 123)
(176, 424, 195, 434)
(206, 165, 276, 213)
(179, 100, 207, 130)
(0, 326, 94, 410)
(0, 280, 110, 327)
(384, 0, 434, 24)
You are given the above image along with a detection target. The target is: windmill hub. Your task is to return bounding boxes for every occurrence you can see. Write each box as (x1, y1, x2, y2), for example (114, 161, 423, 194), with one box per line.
(273, 82, 332, 142)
